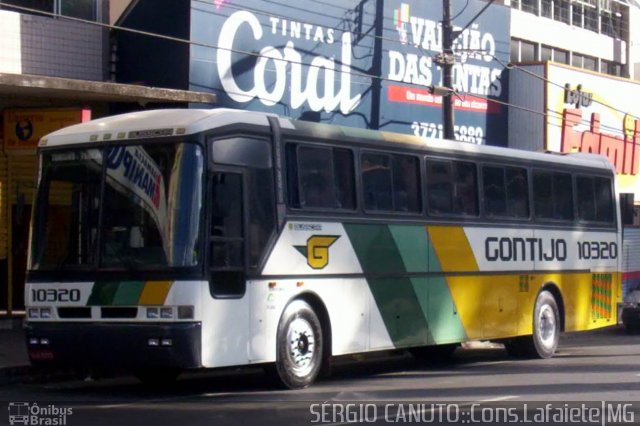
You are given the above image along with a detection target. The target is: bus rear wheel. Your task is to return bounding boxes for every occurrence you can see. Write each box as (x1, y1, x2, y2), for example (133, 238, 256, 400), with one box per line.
(507, 290, 560, 359)
(274, 300, 323, 389)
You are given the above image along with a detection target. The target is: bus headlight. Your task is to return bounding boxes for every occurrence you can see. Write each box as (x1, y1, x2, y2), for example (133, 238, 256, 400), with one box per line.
(177, 305, 194, 319)
(146, 306, 193, 320)
(28, 307, 52, 319)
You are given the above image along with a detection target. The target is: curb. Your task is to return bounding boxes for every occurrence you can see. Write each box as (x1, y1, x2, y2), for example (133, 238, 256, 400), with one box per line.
(0, 364, 84, 386)
(0, 317, 24, 330)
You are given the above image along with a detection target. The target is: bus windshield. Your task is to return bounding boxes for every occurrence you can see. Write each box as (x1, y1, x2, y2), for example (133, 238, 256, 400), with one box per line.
(30, 142, 204, 271)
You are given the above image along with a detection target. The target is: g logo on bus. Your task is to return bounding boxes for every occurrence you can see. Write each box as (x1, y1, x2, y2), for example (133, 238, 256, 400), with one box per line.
(294, 235, 340, 269)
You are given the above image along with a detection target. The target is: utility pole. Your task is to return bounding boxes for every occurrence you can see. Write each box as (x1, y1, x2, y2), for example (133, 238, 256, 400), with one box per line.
(438, 0, 496, 141)
(441, 0, 456, 140)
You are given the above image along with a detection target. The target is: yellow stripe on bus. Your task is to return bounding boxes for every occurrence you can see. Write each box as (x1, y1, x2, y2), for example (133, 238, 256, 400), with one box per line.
(138, 281, 173, 305)
(427, 226, 479, 272)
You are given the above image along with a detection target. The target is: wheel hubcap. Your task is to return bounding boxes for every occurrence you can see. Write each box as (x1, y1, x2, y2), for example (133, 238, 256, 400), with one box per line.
(287, 318, 316, 376)
(537, 304, 556, 349)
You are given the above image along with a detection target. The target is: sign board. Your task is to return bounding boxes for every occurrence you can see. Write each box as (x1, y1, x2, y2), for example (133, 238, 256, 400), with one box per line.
(3, 108, 91, 153)
(189, 0, 510, 144)
(545, 64, 640, 200)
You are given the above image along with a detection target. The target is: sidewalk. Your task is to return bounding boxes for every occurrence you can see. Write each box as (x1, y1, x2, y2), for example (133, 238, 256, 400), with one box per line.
(0, 318, 31, 385)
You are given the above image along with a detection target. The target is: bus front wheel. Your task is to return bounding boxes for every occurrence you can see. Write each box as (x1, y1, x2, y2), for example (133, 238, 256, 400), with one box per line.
(274, 299, 323, 389)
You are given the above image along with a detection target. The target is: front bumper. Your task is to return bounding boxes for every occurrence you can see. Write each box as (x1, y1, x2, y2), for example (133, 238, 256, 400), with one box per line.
(25, 321, 202, 369)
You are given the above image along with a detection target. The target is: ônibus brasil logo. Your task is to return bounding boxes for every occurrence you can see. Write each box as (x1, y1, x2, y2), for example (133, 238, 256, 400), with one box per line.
(8, 402, 73, 425)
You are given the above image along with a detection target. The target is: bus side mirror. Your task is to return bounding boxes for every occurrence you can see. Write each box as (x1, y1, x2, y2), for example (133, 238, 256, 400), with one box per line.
(620, 193, 635, 226)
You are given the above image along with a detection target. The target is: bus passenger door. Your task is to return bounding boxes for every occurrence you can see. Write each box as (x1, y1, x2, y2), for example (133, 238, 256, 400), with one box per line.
(210, 172, 246, 297)
(204, 171, 250, 366)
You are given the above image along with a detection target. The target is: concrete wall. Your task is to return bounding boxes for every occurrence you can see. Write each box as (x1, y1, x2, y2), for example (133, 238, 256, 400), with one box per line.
(0, 9, 106, 81)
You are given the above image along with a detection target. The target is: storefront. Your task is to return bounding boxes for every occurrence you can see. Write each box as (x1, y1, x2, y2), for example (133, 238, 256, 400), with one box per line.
(1, 108, 91, 315)
(0, 73, 215, 316)
(508, 62, 640, 208)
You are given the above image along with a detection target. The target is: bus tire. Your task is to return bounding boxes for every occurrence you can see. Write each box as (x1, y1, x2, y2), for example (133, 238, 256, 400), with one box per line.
(514, 290, 560, 359)
(275, 299, 323, 389)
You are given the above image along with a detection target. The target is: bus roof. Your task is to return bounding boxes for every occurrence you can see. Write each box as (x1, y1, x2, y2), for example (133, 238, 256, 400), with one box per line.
(39, 108, 614, 172)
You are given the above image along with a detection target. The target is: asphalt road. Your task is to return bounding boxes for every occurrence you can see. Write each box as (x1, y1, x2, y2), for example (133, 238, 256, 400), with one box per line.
(2, 326, 640, 426)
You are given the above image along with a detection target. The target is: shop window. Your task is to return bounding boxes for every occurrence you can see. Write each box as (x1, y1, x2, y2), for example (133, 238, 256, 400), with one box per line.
(584, 4, 599, 32)
(58, 0, 97, 20)
(521, 0, 539, 14)
(520, 40, 536, 62)
(0, 0, 99, 21)
(554, 49, 569, 64)
(554, 0, 571, 24)
(541, 0, 553, 18)
(583, 55, 597, 71)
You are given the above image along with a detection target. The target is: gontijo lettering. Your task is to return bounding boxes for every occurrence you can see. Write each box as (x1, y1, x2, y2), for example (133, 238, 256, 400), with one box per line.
(485, 237, 567, 262)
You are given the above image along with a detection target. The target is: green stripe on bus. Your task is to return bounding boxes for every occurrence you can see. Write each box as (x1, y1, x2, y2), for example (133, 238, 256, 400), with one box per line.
(87, 281, 120, 306)
(390, 226, 467, 344)
(388, 225, 429, 273)
(344, 224, 432, 346)
(368, 277, 432, 346)
(424, 276, 468, 344)
(344, 224, 406, 274)
(112, 281, 145, 305)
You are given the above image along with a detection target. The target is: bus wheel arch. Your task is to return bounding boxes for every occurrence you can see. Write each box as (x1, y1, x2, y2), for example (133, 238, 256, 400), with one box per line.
(273, 294, 330, 389)
(506, 284, 563, 359)
(296, 292, 333, 378)
(540, 283, 565, 333)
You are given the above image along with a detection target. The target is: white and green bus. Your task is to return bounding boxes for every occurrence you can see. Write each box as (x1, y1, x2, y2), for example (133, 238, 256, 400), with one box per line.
(25, 108, 629, 388)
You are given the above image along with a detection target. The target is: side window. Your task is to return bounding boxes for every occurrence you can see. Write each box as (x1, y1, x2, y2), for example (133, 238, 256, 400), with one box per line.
(506, 167, 529, 218)
(482, 166, 529, 219)
(426, 160, 453, 214)
(577, 176, 613, 223)
(290, 145, 355, 210)
(576, 176, 596, 221)
(533, 170, 573, 221)
(426, 159, 478, 216)
(393, 155, 421, 213)
(454, 162, 479, 216)
(361, 152, 421, 213)
(483, 166, 507, 217)
(362, 152, 392, 211)
(298, 146, 335, 208)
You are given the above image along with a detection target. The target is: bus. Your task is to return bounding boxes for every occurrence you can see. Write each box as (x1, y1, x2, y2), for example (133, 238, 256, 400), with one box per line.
(25, 108, 629, 389)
